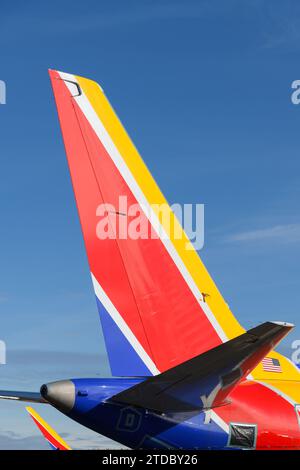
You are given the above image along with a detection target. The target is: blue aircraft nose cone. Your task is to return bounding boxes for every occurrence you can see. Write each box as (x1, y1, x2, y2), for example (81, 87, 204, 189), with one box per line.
(40, 380, 75, 413)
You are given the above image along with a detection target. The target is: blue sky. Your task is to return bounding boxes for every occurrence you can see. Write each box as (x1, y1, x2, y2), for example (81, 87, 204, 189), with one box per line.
(1, 0, 300, 448)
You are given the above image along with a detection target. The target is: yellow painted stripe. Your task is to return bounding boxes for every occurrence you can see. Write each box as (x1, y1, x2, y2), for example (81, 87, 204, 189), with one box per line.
(262, 379, 300, 404)
(26, 406, 71, 449)
(76, 75, 243, 339)
(75, 74, 299, 383)
(253, 351, 300, 381)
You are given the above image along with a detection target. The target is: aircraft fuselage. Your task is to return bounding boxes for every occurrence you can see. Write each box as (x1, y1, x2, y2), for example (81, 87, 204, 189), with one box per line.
(41, 378, 300, 450)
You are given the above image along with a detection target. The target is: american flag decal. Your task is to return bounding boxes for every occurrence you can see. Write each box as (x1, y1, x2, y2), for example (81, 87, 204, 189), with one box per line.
(262, 357, 282, 373)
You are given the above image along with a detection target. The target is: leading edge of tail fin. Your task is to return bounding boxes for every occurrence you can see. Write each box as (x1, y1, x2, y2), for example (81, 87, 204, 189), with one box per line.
(48, 69, 299, 380)
(26, 407, 71, 450)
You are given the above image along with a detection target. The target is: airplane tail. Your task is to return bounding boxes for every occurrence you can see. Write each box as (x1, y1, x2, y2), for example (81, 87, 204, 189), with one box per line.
(112, 321, 293, 412)
(26, 407, 71, 450)
(49, 70, 298, 381)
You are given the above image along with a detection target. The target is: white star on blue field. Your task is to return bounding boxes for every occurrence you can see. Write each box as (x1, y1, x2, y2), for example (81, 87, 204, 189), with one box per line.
(1, 0, 300, 448)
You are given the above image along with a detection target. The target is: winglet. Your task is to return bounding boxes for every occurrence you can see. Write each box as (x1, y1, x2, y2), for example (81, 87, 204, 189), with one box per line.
(26, 406, 71, 450)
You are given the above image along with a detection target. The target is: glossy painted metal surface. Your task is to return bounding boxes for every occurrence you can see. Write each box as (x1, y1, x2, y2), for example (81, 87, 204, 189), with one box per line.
(50, 68, 224, 376)
(42, 377, 300, 450)
(26, 407, 71, 450)
(48, 69, 300, 449)
(49, 68, 300, 384)
(112, 322, 294, 413)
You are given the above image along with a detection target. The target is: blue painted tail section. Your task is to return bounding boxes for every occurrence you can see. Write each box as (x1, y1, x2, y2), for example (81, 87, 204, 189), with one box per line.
(68, 378, 229, 449)
(95, 297, 152, 377)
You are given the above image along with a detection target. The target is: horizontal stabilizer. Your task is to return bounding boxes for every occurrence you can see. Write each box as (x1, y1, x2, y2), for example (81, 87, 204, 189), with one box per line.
(112, 321, 293, 413)
(0, 390, 47, 403)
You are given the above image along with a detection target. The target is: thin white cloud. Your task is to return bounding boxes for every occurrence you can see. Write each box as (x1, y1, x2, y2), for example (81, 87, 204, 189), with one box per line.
(226, 223, 300, 244)
(262, 11, 300, 50)
(0, 433, 49, 450)
(1, 1, 209, 41)
(0, 429, 125, 450)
